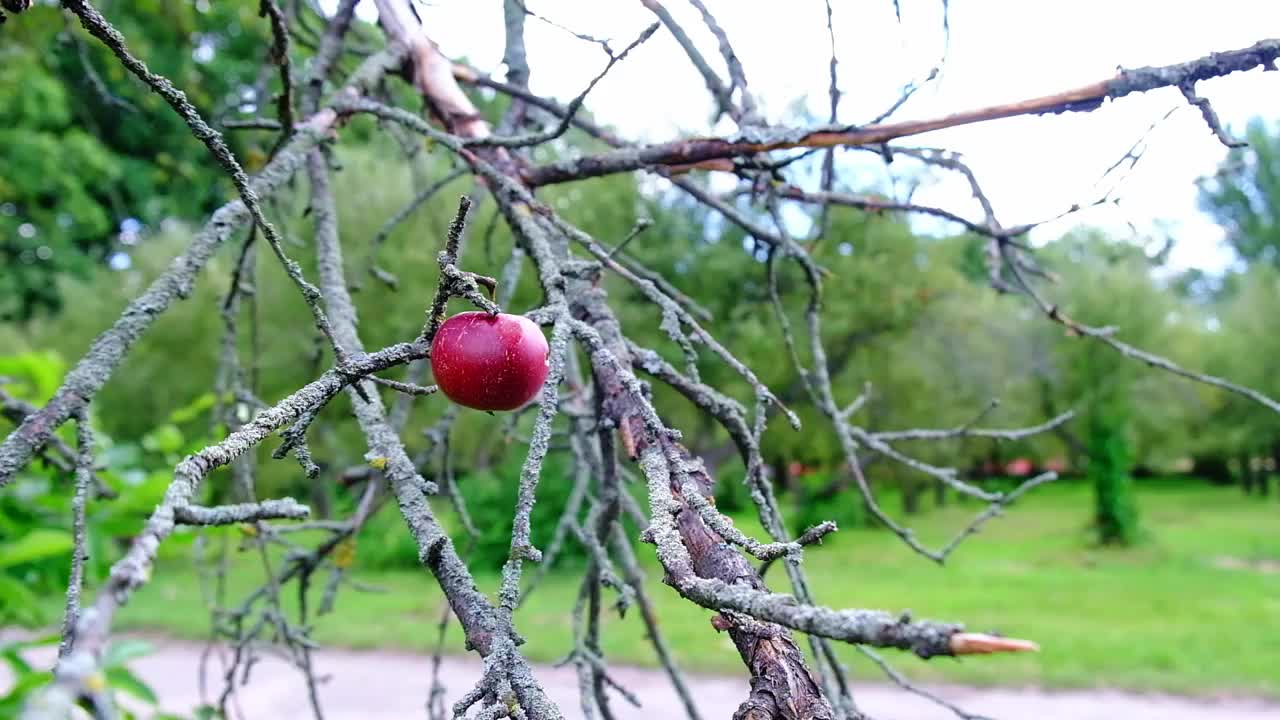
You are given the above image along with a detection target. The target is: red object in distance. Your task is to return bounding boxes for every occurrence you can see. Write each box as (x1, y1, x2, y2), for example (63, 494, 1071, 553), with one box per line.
(430, 311, 550, 411)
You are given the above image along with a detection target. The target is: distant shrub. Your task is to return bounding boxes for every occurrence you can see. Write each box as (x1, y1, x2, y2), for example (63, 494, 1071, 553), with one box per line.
(353, 451, 598, 574)
(792, 469, 867, 533)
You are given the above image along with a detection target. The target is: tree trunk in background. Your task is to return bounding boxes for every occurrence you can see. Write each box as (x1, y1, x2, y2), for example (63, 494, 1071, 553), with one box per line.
(1239, 453, 1256, 495)
(1192, 454, 1234, 485)
(934, 480, 948, 508)
(311, 471, 334, 520)
(1089, 396, 1139, 546)
(1271, 443, 1280, 500)
(902, 478, 923, 515)
(772, 457, 791, 494)
(1038, 374, 1087, 469)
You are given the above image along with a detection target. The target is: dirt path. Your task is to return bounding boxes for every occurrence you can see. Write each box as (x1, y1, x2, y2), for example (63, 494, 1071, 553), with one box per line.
(5, 634, 1277, 719)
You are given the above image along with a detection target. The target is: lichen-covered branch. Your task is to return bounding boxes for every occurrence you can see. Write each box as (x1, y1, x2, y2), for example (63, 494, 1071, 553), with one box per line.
(173, 498, 311, 525)
(56, 409, 94, 664)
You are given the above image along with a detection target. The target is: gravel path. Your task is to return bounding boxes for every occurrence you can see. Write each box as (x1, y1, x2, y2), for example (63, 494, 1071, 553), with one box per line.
(4, 634, 1277, 719)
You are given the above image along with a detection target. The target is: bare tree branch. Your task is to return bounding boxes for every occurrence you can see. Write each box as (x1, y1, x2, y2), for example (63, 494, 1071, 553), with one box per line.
(520, 39, 1280, 186)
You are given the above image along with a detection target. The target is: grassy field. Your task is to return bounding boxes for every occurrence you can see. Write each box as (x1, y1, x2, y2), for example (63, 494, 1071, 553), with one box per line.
(111, 480, 1280, 697)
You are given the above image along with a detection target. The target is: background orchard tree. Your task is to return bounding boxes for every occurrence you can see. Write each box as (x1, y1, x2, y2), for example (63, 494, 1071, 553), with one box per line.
(2, 1, 1280, 719)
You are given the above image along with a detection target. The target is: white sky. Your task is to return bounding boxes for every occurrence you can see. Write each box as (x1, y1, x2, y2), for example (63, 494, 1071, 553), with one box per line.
(349, 1, 1280, 272)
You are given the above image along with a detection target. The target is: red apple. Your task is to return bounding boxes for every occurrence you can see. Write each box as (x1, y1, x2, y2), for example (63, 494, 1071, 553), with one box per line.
(430, 311, 550, 411)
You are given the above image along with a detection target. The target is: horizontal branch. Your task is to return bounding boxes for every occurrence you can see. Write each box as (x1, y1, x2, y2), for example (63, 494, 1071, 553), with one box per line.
(520, 38, 1280, 186)
(847, 425, 999, 501)
(174, 498, 311, 525)
(1000, 243, 1280, 417)
(772, 184, 1034, 239)
(871, 410, 1075, 442)
(637, 443, 1036, 658)
(367, 375, 439, 397)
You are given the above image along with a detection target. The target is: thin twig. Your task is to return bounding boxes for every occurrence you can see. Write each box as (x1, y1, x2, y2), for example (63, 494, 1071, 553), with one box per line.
(56, 409, 94, 663)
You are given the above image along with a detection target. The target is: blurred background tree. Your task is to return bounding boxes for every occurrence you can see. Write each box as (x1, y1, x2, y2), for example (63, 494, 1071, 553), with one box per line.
(2, 1, 272, 320)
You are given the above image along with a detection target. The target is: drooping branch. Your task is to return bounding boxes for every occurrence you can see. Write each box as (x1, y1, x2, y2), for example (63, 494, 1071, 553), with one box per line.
(1000, 243, 1280, 416)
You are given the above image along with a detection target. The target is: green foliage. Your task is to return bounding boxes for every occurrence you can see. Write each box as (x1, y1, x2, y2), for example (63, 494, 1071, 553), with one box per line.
(1193, 265, 1280, 463)
(1200, 118, 1280, 268)
(0, 1, 287, 319)
(347, 449, 598, 574)
(0, 350, 67, 400)
(712, 465, 752, 513)
(456, 452, 592, 574)
(4, 127, 1276, 587)
(0, 635, 188, 719)
(0, 634, 57, 717)
(0, 529, 76, 570)
(0, 351, 220, 626)
(345, 501, 434, 572)
(792, 470, 867, 532)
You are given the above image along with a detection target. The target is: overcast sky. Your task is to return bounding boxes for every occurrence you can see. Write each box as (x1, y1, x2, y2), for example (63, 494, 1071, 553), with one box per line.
(345, 1, 1280, 273)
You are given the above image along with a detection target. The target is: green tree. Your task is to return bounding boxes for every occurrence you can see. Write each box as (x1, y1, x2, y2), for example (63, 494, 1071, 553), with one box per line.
(1199, 266, 1280, 492)
(1028, 233, 1196, 543)
(0, 1, 274, 319)
(1084, 352, 1140, 544)
(1200, 118, 1280, 267)
(1194, 117, 1280, 492)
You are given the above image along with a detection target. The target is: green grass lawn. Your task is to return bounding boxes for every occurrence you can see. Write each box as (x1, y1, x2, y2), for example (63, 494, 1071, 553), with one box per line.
(112, 480, 1280, 697)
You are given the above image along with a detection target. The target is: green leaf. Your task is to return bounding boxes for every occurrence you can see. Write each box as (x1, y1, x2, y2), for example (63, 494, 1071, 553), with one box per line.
(168, 392, 215, 424)
(103, 639, 153, 667)
(1, 649, 34, 675)
(0, 633, 59, 674)
(106, 666, 158, 705)
(106, 471, 174, 515)
(0, 351, 67, 401)
(0, 528, 73, 569)
(193, 704, 224, 720)
(0, 574, 45, 625)
(0, 633, 59, 653)
(0, 669, 53, 711)
(141, 424, 184, 455)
